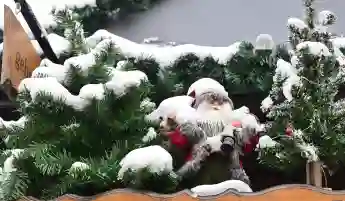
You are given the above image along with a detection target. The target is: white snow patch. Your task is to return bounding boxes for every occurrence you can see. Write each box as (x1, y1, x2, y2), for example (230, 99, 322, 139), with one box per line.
(283, 75, 301, 101)
(256, 135, 278, 150)
(69, 162, 90, 172)
(274, 59, 297, 82)
(30, 39, 148, 107)
(117, 145, 173, 180)
(3, 149, 24, 173)
(274, 59, 300, 101)
(332, 37, 345, 49)
(191, 180, 252, 196)
(0, 116, 27, 130)
(261, 96, 273, 112)
(86, 30, 242, 67)
(293, 130, 319, 162)
(115, 60, 129, 70)
(142, 127, 158, 143)
(20, 68, 147, 111)
(318, 10, 335, 25)
(296, 41, 331, 57)
(140, 98, 156, 111)
(287, 18, 308, 31)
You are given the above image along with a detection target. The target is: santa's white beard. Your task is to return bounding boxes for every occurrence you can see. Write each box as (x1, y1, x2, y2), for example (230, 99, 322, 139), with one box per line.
(196, 102, 233, 124)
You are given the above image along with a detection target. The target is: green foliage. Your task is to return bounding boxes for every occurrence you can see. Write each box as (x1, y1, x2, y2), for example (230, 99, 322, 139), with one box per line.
(121, 168, 179, 194)
(127, 41, 279, 105)
(258, 0, 345, 172)
(51, 0, 163, 35)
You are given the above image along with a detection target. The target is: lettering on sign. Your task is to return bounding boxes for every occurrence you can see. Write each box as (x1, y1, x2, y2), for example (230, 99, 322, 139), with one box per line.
(14, 52, 30, 77)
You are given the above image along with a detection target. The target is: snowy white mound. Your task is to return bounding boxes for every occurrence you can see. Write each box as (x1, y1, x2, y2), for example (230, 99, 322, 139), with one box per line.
(191, 180, 252, 196)
(117, 145, 173, 180)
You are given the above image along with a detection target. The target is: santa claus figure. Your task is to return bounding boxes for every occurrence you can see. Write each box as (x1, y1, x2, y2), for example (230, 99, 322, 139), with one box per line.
(152, 78, 263, 186)
(187, 78, 262, 157)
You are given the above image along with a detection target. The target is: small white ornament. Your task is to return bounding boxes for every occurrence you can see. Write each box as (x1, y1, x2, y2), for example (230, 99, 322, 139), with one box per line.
(70, 162, 90, 172)
(142, 127, 158, 143)
(256, 135, 278, 150)
(255, 34, 275, 50)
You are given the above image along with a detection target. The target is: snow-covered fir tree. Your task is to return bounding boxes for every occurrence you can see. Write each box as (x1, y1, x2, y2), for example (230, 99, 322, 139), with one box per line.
(258, 0, 345, 173)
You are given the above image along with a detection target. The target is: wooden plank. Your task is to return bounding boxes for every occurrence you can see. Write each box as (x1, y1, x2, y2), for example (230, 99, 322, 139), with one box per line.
(17, 184, 345, 201)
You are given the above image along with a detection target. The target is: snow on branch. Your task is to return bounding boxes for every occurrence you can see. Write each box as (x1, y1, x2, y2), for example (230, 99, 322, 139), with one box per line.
(0, 117, 27, 130)
(296, 41, 331, 57)
(19, 68, 147, 111)
(85, 30, 243, 67)
(117, 145, 173, 180)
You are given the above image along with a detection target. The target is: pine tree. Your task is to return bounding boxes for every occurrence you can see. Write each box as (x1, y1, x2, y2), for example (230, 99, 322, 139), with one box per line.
(0, 9, 160, 201)
(258, 0, 345, 173)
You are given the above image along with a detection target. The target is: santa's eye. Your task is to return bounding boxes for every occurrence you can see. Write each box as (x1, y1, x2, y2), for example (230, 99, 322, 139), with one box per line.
(159, 116, 163, 121)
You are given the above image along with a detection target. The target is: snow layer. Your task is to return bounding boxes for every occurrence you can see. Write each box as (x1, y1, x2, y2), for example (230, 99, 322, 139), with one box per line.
(141, 127, 158, 143)
(318, 10, 335, 25)
(86, 30, 242, 67)
(296, 41, 331, 57)
(3, 149, 24, 173)
(256, 135, 277, 150)
(20, 67, 147, 111)
(273, 59, 300, 101)
(261, 96, 273, 111)
(69, 162, 90, 172)
(117, 145, 173, 179)
(0, 116, 27, 130)
(293, 130, 319, 162)
(287, 18, 308, 30)
(332, 37, 345, 49)
(29, 39, 148, 110)
(191, 180, 252, 196)
(0, 0, 97, 37)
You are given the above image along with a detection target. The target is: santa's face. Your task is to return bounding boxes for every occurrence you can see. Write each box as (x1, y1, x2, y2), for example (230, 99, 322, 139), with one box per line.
(196, 97, 233, 123)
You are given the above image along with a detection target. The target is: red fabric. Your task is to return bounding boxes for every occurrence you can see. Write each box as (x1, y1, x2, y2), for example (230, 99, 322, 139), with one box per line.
(167, 127, 189, 149)
(243, 135, 260, 153)
(167, 127, 193, 161)
(285, 127, 293, 136)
